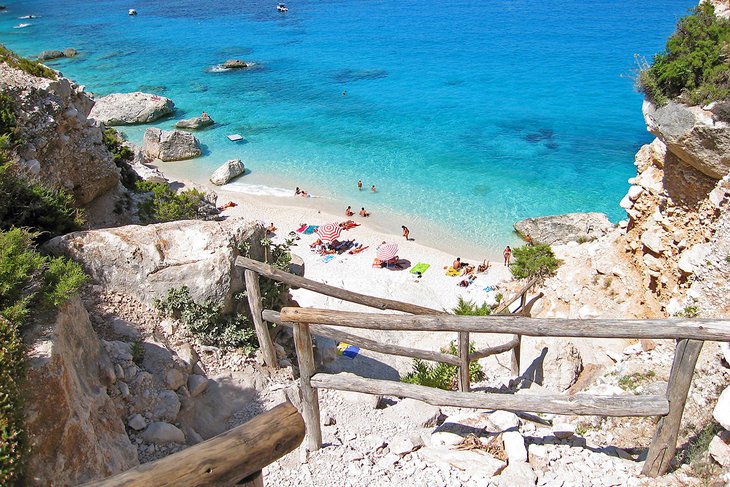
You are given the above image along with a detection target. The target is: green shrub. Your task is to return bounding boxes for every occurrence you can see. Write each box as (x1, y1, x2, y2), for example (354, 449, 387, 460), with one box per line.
(130, 341, 145, 365)
(102, 129, 139, 190)
(0, 92, 18, 148)
(674, 304, 700, 318)
(155, 286, 257, 351)
(452, 297, 492, 316)
(0, 45, 56, 80)
(0, 161, 83, 242)
(0, 228, 86, 485)
(510, 243, 562, 280)
(617, 370, 656, 392)
(135, 180, 208, 223)
(402, 341, 485, 390)
(638, 3, 730, 106)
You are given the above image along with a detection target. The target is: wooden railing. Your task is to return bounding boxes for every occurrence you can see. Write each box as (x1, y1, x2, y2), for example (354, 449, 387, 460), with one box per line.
(83, 402, 304, 486)
(236, 256, 730, 477)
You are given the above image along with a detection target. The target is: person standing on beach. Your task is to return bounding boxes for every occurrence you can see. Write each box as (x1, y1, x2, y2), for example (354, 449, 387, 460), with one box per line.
(358, 180, 363, 191)
(503, 246, 512, 266)
(402, 225, 410, 240)
(371, 184, 376, 193)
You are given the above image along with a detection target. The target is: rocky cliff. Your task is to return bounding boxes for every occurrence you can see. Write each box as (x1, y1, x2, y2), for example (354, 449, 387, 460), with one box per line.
(23, 296, 138, 485)
(0, 63, 119, 205)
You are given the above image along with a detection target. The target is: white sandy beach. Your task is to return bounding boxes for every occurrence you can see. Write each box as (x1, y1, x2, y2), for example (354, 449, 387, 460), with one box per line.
(156, 163, 521, 376)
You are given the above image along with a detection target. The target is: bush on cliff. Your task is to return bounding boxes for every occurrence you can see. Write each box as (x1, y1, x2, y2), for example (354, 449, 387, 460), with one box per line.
(135, 180, 208, 223)
(402, 341, 485, 390)
(510, 243, 562, 280)
(638, 3, 730, 106)
(0, 160, 83, 242)
(102, 128, 139, 190)
(0, 227, 87, 485)
(0, 45, 57, 80)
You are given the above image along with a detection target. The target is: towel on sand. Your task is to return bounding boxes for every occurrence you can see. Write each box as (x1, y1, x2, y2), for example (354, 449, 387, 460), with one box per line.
(409, 263, 430, 275)
(445, 266, 460, 277)
(304, 225, 319, 234)
(296, 224, 307, 233)
(321, 254, 335, 263)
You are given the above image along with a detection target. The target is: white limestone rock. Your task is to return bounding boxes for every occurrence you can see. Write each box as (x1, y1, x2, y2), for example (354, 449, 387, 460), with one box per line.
(141, 422, 186, 444)
(90, 92, 175, 125)
(502, 431, 528, 463)
(210, 159, 245, 185)
(382, 398, 442, 427)
(709, 431, 730, 467)
(187, 374, 209, 397)
(513, 212, 614, 245)
(128, 414, 147, 431)
(142, 127, 201, 161)
(713, 386, 730, 431)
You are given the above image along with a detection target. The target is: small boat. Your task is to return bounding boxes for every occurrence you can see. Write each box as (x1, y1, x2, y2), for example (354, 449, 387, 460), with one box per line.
(276, 3, 288, 12)
(128, 8, 138, 15)
(13, 23, 31, 29)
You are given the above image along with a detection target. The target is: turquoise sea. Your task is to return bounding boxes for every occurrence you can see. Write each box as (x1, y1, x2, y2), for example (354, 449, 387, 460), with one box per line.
(1, 0, 693, 254)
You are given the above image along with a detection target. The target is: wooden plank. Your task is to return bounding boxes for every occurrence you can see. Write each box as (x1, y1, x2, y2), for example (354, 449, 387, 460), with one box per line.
(469, 336, 520, 361)
(458, 331, 470, 392)
(642, 339, 704, 477)
(239, 471, 264, 487)
(279, 308, 730, 342)
(245, 270, 278, 369)
(82, 402, 304, 487)
(293, 322, 322, 452)
(310, 372, 669, 417)
(493, 277, 538, 315)
(510, 335, 521, 376)
(265, 311, 460, 366)
(236, 256, 444, 316)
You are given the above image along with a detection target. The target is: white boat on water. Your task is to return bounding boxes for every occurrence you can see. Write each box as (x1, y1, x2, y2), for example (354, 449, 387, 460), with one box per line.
(13, 23, 31, 29)
(276, 3, 288, 12)
(128, 8, 138, 15)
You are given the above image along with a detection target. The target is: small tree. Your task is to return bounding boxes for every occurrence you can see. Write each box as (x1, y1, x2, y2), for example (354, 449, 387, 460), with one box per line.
(510, 243, 562, 280)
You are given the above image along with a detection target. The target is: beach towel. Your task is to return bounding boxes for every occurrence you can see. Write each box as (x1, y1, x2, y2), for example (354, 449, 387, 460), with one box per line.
(304, 225, 318, 235)
(321, 255, 335, 263)
(337, 342, 360, 359)
(445, 266, 460, 277)
(483, 286, 495, 292)
(296, 224, 307, 233)
(410, 263, 430, 275)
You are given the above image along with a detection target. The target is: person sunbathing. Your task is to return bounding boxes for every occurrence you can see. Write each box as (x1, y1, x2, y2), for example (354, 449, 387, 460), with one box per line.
(477, 259, 490, 273)
(458, 275, 477, 287)
(461, 265, 475, 276)
(345, 206, 354, 217)
(453, 257, 462, 270)
(310, 238, 323, 249)
(359, 207, 370, 217)
(266, 222, 277, 234)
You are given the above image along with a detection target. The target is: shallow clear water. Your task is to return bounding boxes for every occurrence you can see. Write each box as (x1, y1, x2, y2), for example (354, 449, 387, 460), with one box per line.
(0, 0, 693, 253)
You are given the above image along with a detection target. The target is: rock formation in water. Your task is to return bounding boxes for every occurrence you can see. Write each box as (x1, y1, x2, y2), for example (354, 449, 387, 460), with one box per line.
(89, 91, 175, 125)
(142, 127, 201, 161)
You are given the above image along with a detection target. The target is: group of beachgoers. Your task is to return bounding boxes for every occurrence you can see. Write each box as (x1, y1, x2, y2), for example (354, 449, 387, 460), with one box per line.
(345, 205, 371, 218)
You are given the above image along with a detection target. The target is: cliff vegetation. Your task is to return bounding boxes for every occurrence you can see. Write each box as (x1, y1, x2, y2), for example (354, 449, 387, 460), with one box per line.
(639, 2, 730, 106)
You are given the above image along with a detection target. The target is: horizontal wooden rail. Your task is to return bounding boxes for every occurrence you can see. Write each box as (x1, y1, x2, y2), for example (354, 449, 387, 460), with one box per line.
(310, 372, 669, 417)
(236, 256, 444, 316)
(83, 402, 304, 487)
(469, 336, 521, 361)
(264, 310, 460, 366)
(280, 308, 730, 342)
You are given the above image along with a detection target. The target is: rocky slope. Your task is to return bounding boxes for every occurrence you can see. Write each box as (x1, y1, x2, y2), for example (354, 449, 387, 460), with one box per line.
(0, 63, 119, 205)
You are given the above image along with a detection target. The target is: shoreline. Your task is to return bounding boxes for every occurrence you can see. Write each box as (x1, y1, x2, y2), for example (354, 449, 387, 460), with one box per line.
(151, 160, 515, 313)
(154, 159, 522, 262)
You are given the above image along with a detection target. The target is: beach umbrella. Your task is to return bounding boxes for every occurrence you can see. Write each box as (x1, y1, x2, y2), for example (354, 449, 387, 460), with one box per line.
(316, 222, 342, 243)
(376, 242, 399, 261)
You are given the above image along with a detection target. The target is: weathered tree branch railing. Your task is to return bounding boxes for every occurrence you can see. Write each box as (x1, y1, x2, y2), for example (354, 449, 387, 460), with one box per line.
(235, 257, 730, 477)
(83, 402, 304, 487)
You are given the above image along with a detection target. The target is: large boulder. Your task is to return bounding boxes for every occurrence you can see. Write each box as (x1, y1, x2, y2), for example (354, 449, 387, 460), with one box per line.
(44, 217, 262, 312)
(89, 92, 175, 125)
(143, 127, 201, 161)
(37, 50, 64, 61)
(210, 159, 245, 185)
(0, 63, 119, 204)
(643, 100, 730, 180)
(223, 59, 250, 69)
(175, 114, 214, 130)
(23, 296, 138, 485)
(513, 212, 614, 245)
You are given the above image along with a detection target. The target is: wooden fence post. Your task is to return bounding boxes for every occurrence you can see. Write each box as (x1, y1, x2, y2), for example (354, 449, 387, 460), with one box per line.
(510, 334, 521, 376)
(293, 322, 322, 453)
(642, 339, 704, 477)
(245, 270, 278, 369)
(458, 331, 470, 392)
